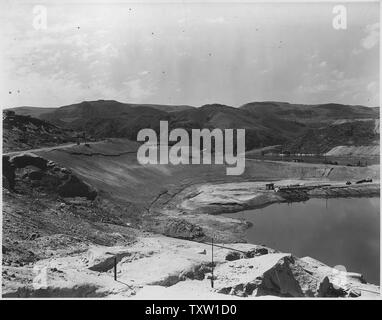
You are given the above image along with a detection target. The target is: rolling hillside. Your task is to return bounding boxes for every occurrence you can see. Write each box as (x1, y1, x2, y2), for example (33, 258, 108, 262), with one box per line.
(6, 106, 57, 118)
(284, 120, 379, 154)
(240, 101, 379, 125)
(6, 100, 379, 154)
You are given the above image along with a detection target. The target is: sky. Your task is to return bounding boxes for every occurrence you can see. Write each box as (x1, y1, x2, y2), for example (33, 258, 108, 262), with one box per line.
(0, 0, 380, 109)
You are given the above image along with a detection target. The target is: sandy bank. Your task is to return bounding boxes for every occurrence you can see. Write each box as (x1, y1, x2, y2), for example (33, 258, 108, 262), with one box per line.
(160, 179, 380, 216)
(143, 179, 379, 243)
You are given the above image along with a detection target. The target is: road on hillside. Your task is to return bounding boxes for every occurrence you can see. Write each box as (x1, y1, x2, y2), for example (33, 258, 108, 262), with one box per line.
(3, 141, 100, 157)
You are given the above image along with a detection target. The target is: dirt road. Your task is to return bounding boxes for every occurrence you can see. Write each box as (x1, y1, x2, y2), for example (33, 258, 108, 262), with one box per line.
(3, 141, 102, 157)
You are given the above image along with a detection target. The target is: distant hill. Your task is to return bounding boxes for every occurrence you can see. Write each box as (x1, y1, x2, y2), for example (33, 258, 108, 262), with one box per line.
(9, 100, 193, 125)
(169, 104, 307, 149)
(139, 104, 194, 113)
(284, 120, 379, 154)
(7, 106, 57, 118)
(6, 100, 379, 154)
(240, 101, 378, 126)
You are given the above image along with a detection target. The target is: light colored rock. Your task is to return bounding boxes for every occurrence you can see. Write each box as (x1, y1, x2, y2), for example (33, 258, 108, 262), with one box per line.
(214, 253, 311, 297)
(2, 236, 379, 299)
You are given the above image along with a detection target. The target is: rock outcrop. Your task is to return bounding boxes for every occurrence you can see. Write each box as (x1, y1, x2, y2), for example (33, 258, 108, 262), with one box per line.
(2, 111, 75, 153)
(4, 237, 378, 298)
(2, 153, 97, 200)
(11, 153, 48, 170)
(145, 217, 205, 240)
(215, 254, 306, 297)
(2, 156, 16, 190)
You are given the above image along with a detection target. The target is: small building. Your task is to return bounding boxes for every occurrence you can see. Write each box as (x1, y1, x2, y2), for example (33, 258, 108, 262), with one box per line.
(265, 183, 275, 190)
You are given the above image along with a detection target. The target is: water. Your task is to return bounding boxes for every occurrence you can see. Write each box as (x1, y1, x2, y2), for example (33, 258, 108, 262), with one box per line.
(223, 197, 380, 284)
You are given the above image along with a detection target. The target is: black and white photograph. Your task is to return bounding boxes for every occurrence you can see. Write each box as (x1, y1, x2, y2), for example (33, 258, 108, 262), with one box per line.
(0, 0, 380, 302)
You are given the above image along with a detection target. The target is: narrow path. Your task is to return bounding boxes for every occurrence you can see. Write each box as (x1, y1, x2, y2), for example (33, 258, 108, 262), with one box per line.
(3, 141, 101, 157)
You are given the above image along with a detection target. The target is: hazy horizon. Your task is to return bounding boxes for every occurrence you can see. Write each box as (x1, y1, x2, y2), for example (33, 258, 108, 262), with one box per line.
(6, 98, 381, 110)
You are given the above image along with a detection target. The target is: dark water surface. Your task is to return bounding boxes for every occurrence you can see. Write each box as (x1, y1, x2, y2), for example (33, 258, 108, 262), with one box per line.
(223, 197, 380, 284)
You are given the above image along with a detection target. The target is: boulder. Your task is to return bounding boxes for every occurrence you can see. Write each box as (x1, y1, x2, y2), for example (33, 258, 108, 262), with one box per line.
(214, 253, 308, 297)
(47, 161, 56, 168)
(2, 156, 15, 190)
(245, 246, 273, 258)
(161, 219, 205, 240)
(11, 153, 48, 170)
(298, 257, 379, 297)
(40, 173, 64, 189)
(225, 251, 244, 261)
(60, 168, 71, 174)
(346, 272, 366, 284)
(28, 233, 40, 241)
(28, 170, 44, 180)
(225, 246, 272, 261)
(179, 263, 210, 281)
(317, 276, 347, 297)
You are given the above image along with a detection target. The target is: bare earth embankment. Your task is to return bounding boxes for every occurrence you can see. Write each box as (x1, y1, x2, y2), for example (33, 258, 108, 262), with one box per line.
(2, 139, 380, 298)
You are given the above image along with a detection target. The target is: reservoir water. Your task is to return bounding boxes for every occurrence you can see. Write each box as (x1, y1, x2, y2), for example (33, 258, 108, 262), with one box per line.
(223, 197, 380, 284)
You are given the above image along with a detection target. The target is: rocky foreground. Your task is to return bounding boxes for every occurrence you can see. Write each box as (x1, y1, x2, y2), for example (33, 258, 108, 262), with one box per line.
(2, 235, 379, 298)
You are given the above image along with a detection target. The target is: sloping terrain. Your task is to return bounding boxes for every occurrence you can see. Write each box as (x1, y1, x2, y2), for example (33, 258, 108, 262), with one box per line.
(284, 120, 379, 154)
(10, 101, 296, 149)
(2, 111, 77, 153)
(2, 138, 380, 297)
(3, 101, 380, 298)
(169, 104, 306, 149)
(240, 101, 379, 125)
(325, 145, 380, 157)
(12, 139, 381, 239)
(3, 235, 379, 298)
(8, 100, 379, 153)
(2, 150, 140, 270)
(6, 106, 57, 118)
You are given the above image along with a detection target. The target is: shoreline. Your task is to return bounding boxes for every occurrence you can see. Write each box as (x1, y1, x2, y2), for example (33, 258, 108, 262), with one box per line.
(3, 179, 380, 298)
(2, 141, 380, 298)
(143, 179, 380, 244)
